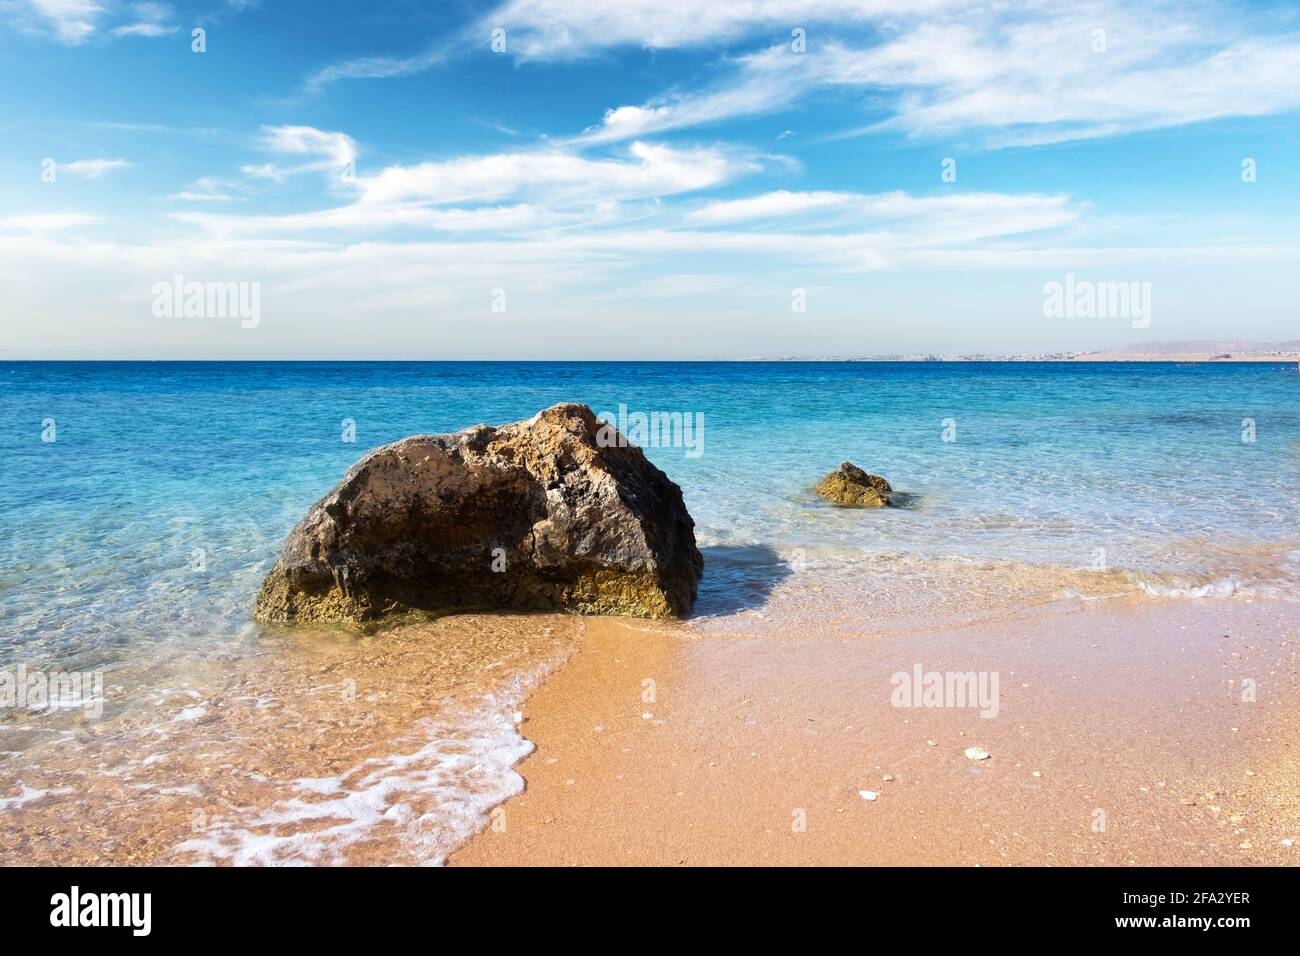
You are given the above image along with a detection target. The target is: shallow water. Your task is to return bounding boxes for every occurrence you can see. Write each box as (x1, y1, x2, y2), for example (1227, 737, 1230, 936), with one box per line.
(2, 360, 1298, 863)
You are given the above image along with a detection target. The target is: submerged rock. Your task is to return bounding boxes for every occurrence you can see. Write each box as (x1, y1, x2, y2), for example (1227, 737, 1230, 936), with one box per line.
(814, 462, 893, 507)
(254, 403, 703, 625)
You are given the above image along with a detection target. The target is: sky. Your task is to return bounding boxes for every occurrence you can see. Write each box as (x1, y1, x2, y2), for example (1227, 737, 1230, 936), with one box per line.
(1, 0, 1299, 359)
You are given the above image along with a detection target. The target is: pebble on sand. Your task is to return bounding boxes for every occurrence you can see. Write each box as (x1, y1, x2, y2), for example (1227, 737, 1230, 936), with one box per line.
(858, 790, 879, 801)
(965, 747, 991, 761)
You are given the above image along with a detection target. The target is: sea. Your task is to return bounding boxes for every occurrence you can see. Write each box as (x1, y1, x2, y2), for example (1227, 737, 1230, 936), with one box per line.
(2, 360, 1298, 863)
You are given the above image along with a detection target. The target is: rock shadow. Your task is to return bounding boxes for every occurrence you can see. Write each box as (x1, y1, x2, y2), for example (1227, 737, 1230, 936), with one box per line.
(692, 543, 794, 617)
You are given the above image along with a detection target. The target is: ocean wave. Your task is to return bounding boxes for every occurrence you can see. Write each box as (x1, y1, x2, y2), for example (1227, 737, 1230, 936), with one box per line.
(176, 694, 534, 867)
(686, 544, 1299, 637)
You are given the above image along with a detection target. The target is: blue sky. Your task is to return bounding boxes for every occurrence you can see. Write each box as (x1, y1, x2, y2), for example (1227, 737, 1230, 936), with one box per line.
(2, 0, 1300, 359)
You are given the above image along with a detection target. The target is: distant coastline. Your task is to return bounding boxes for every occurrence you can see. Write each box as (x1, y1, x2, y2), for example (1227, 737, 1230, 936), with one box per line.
(743, 353, 1300, 362)
(744, 340, 1300, 363)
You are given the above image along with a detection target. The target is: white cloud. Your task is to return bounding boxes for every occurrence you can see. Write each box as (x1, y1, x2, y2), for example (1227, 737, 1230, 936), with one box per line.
(688, 190, 1076, 232)
(169, 177, 241, 202)
(354, 141, 758, 207)
(303, 47, 448, 93)
(815, 6, 1300, 146)
(0, 213, 100, 231)
(486, 0, 955, 59)
(6, 196, 1298, 359)
(110, 1, 175, 36)
(18, 0, 104, 43)
(110, 21, 170, 36)
(177, 139, 763, 238)
(63, 158, 131, 177)
(301, 0, 954, 91)
(261, 125, 358, 167)
(251, 125, 358, 183)
(171, 202, 561, 236)
(572, 1, 1300, 147)
(577, 58, 804, 143)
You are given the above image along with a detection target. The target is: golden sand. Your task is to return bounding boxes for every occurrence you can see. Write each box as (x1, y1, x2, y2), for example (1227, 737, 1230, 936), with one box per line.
(6, 594, 1299, 866)
(451, 597, 1300, 866)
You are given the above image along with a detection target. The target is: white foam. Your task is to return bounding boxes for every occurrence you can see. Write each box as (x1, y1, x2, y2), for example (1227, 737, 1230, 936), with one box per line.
(175, 693, 535, 866)
(1137, 576, 1257, 599)
(0, 783, 72, 810)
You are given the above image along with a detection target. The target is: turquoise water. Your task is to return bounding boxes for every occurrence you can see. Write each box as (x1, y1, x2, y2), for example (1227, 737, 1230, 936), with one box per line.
(3, 359, 1300, 863)
(3, 360, 1300, 663)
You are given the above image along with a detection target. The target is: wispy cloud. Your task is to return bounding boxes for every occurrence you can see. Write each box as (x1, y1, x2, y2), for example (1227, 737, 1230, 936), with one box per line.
(169, 177, 242, 202)
(0, 212, 100, 231)
(14, 0, 106, 44)
(174, 138, 766, 237)
(569, 1, 1300, 147)
(483, 0, 953, 60)
(355, 141, 758, 206)
(63, 157, 131, 177)
(303, 47, 448, 94)
(249, 125, 358, 183)
(110, 1, 176, 36)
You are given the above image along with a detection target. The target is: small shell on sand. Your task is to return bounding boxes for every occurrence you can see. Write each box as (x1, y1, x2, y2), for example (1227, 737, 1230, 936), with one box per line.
(964, 747, 991, 761)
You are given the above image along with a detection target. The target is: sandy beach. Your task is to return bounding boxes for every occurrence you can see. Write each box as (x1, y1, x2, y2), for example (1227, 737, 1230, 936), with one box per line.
(451, 597, 1300, 866)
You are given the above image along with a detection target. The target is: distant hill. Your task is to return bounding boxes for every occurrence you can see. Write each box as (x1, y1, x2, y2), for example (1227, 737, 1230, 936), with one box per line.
(1109, 340, 1300, 355)
(744, 341, 1300, 362)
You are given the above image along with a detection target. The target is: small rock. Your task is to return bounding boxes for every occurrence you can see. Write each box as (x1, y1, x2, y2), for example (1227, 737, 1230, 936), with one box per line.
(964, 747, 991, 761)
(883, 774, 895, 782)
(814, 462, 893, 508)
(858, 790, 879, 801)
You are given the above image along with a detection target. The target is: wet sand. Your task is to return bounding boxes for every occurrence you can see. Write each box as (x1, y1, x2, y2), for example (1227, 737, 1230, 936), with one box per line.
(0, 613, 581, 866)
(451, 597, 1300, 866)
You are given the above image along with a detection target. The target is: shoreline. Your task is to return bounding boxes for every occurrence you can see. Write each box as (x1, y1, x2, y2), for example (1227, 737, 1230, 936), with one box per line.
(451, 595, 1300, 866)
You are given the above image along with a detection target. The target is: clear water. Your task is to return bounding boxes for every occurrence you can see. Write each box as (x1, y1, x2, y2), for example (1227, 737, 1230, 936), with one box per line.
(3, 360, 1299, 863)
(3, 360, 1299, 662)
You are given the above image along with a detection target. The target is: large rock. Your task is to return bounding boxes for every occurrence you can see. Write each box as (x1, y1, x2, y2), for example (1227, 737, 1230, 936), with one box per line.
(814, 462, 893, 507)
(254, 403, 703, 625)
